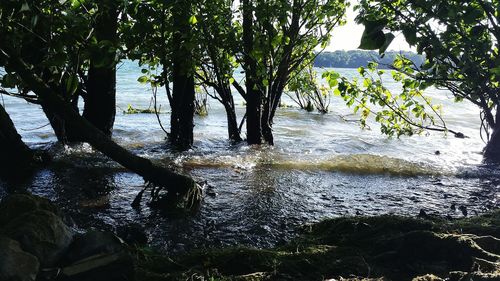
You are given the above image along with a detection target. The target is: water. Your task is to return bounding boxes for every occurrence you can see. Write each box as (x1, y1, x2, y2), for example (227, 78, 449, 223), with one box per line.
(0, 61, 498, 253)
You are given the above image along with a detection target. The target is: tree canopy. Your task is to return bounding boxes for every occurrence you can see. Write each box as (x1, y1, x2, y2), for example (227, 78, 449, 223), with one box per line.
(344, 0, 500, 160)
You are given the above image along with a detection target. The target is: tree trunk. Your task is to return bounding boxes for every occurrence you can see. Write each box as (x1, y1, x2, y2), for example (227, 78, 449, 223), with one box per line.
(0, 104, 35, 179)
(83, 0, 118, 137)
(243, 0, 263, 145)
(169, 1, 195, 150)
(224, 102, 242, 142)
(40, 82, 82, 142)
(8, 56, 200, 206)
(261, 112, 274, 145)
(483, 109, 500, 162)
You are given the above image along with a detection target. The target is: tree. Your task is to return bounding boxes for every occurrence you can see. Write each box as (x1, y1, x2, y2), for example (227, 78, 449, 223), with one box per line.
(196, 0, 244, 142)
(323, 61, 458, 138)
(82, 0, 120, 137)
(287, 65, 331, 113)
(125, 0, 197, 150)
(0, 104, 37, 179)
(354, 0, 500, 161)
(0, 1, 200, 206)
(0, 0, 120, 142)
(237, 0, 348, 145)
(170, 0, 197, 150)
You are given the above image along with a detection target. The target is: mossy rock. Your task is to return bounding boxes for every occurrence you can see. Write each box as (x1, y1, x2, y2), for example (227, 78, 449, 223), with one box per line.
(135, 211, 500, 281)
(0, 194, 60, 227)
(0, 235, 40, 281)
(1, 209, 74, 267)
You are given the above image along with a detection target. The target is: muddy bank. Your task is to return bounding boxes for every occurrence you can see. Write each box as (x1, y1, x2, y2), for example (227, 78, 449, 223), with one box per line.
(135, 210, 500, 281)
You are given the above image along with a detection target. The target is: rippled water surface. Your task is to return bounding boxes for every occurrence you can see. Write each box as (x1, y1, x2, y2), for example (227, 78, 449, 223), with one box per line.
(1, 61, 499, 252)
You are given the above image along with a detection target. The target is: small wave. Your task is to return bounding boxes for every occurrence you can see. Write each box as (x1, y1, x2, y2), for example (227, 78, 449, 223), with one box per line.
(181, 153, 445, 176)
(182, 154, 258, 170)
(276, 154, 444, 176)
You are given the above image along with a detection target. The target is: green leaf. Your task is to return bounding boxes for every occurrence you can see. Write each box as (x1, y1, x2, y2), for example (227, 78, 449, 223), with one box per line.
(137, 76, 149, 84)
(378, 33, 395, 54)
(358, 19, 388, 50)
(20, 2, 30, 12)
(490, 67, 500, 76)
(402, 28, 418, 46)
(359, 30, 386, 50)
(188, 15, 198, 25)
(66, 75, 79, 96)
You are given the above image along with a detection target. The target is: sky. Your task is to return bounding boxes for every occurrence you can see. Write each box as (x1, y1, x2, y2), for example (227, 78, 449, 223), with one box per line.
(326, 3, 412, 51)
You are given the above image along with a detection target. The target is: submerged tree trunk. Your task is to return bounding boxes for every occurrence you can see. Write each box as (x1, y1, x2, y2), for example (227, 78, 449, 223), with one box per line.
(224, 101, 242, 143)
(243, 0, 263, 145)
(0, 104, 35, 179)
(7, 56, 200, 205)
(169, 0, 195, 150)
(40, 77, 82, 142)
(83, 0, 119, 137)
(483, 108, 500, 162)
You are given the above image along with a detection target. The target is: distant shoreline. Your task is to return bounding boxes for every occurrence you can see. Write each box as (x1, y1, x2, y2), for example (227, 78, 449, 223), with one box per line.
(314, 50, 425, 69)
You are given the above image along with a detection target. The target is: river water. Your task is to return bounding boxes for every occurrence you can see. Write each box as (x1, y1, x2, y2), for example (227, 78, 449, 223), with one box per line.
(1, 61, 499, 252)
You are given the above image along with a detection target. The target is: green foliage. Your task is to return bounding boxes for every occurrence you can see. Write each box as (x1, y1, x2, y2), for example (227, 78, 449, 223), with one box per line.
(123, 105, 156, 114)
(194, 89, 209, 117)
(356, 0, 500, 140)
(0, 0, 124, 102)
(287, 66, 331, 113)
(324, 60, 448, 137)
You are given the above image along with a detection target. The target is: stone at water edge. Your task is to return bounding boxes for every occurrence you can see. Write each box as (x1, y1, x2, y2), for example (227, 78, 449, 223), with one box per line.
(0, 235, 40, 281)
(116, 223, 149, 245)
(59, 230, 134, 281)
(1, 209, 74, 267)
(63, 230, 128, 264)
(0, 193, 61, 226)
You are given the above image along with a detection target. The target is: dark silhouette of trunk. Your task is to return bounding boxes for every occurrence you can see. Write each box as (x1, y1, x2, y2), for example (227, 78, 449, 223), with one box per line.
(83, 0, 118, 137)
(243, 0, 263, 145)
(0, 104, 35, 179)
(41, 86, 81, 142)
(170, 1, 195, 150)
(5, 55, 199, 205)
(223, 95, 242, 143)
(483, 108, 500, 162)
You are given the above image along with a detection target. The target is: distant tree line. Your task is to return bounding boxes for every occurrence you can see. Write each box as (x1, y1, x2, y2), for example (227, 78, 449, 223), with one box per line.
(314, 50, 425, 69)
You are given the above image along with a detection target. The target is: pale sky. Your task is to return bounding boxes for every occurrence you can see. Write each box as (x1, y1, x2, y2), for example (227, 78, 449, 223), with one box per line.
(326, 3, 412, 51)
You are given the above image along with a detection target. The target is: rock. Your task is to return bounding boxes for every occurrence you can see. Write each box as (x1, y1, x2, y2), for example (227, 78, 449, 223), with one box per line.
(0, 194, 60, 226)
(63, 230, 127, 264)
(116, 224, 148, 245)
(1, 209, 73, 267)
(0, 235, 40, 281)
(61, 230, 134, 281)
